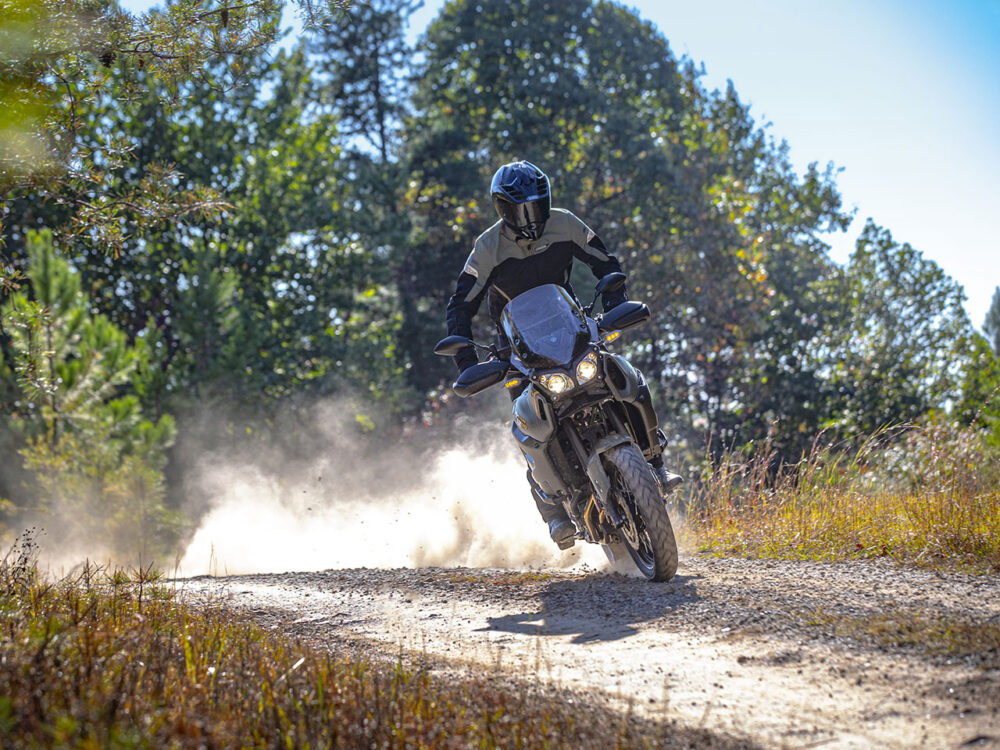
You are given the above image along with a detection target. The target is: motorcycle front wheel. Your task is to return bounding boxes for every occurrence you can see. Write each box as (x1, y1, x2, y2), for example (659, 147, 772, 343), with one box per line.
(603, 443, 678, 582)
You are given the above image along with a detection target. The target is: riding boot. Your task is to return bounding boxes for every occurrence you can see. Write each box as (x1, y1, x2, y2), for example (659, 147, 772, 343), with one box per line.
(527, 470, 575, 549)
(647, 452, 682, 492)
(648, 428, 683, 496)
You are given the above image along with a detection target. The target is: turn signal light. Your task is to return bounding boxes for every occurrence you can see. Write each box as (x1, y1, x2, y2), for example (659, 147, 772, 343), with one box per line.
(603, 330, 621, 343)
(504, 379, 521, 389)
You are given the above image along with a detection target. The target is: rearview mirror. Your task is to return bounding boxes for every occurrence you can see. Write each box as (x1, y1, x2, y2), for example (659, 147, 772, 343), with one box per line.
(594, 272, 627, 297)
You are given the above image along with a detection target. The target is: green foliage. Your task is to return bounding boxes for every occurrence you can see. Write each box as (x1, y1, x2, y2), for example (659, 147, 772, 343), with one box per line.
(3, 231, 139, 439)
(404, 0, 851, 459)
(3, 5, 422, 554)
(302, 0, 423, 411)
(0, 0, 289, 270)
(6, 44, 415, 416)
(0, 231, 180, 560)
(819, 220, 974, 438)
(954, 332, 1000, 446)
(307, 0, 420, 161)
(166, 244, 243, 400)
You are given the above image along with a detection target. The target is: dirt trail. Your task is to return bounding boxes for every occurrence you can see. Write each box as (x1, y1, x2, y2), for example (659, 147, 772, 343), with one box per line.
(179, 554, 1000, 748)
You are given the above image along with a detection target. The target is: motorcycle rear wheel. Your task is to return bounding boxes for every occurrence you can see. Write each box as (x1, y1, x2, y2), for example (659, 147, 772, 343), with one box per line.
(603, 443, 678, 582)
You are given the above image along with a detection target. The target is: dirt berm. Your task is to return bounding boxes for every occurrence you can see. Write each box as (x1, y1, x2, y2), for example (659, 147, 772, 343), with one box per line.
(179, 554, 1000, 748)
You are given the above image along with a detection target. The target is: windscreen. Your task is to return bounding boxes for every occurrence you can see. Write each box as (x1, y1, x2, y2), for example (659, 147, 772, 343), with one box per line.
(501, 284, 588, 368)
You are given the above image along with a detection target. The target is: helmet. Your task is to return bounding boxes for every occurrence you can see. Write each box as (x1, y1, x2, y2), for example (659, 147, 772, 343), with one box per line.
(490, 160, 551, 240)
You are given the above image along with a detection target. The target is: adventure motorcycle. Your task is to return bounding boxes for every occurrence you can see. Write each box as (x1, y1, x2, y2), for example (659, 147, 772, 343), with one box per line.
(434, 273, 678, 582)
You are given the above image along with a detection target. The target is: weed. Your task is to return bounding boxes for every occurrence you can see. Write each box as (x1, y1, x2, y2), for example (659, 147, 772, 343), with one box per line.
(687, 422, 1000, 572)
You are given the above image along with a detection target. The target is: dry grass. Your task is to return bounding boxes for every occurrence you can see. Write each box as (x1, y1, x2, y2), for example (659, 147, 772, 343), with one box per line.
(687, 423, 1000, 573)
(0, 535, 749, 749)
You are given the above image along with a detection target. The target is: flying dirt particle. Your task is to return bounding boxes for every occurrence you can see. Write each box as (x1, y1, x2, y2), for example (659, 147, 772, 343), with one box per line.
(177, 446, 608, 575)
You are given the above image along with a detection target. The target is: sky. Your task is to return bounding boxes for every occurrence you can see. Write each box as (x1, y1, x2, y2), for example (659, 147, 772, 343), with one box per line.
(120, 0, 1000, 328)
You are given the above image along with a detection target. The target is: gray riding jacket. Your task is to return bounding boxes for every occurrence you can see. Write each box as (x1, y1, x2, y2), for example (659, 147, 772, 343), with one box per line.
(445, 208, 625, 370)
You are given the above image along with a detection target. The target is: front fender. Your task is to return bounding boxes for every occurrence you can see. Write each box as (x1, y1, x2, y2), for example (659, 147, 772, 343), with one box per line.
(584, 432, 632, 505)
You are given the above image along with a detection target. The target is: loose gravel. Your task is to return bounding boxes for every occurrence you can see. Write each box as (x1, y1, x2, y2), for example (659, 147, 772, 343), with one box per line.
(178, 553, 1000, 748)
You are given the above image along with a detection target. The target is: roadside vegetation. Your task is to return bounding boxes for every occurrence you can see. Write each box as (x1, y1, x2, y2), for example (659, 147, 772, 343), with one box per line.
(686, 420, 1000, 573)
(0, 535, 749, 749)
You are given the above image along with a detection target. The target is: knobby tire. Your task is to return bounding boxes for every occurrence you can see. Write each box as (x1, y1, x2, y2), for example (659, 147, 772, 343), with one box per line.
(604, 443, 678, 582)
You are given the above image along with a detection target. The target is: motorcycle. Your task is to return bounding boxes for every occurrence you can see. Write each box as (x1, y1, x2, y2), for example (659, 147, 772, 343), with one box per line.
(434, 272, 678, 582)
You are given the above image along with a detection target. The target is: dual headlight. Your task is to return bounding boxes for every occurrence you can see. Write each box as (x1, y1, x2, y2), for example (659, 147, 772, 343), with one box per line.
(537, 351, 599, 394)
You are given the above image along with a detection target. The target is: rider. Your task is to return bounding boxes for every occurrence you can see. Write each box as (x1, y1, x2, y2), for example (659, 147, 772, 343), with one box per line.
(445, 160, 682, 547)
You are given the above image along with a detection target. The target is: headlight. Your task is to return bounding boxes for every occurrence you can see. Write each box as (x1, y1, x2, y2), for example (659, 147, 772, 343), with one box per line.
(576, 351, 598, 384)
(539, 372, 574, 394)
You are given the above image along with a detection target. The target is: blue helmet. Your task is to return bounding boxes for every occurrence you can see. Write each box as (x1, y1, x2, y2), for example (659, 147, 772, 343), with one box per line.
(490, 160, 551, 240)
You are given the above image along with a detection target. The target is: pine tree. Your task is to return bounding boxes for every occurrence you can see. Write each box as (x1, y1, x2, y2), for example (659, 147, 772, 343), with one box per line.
(1, 230, 180, 561)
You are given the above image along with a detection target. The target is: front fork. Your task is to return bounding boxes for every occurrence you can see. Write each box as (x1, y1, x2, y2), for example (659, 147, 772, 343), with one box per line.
(561, 413, 633, 533)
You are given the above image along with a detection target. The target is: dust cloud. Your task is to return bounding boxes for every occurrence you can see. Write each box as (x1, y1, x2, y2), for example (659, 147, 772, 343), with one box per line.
(176, 415, 610, 577)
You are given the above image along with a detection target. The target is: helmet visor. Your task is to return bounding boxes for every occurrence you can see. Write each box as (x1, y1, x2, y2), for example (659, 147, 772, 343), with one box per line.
(494, 195, 551, 231)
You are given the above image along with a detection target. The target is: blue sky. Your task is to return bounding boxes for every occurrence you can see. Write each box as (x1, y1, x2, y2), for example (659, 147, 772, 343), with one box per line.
(121, 0, 999, 327)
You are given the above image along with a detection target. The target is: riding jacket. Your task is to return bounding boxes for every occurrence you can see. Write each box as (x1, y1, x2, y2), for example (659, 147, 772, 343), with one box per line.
(445, 208, 626, 371)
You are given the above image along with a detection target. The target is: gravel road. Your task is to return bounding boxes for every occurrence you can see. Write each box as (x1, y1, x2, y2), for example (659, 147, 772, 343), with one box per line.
(178, 554, 1000, 748)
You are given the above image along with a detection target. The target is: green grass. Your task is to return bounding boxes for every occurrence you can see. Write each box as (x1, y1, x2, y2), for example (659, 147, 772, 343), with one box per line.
(686, 423, 1000, 573)
(0, 535, 750, 749)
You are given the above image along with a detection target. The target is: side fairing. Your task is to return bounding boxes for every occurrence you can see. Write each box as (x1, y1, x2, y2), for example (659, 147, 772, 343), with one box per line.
(605, 354, 660, 460)
(511, 385, 555, 443)
(604, 353, 640, 402)
(511, 385, 566, 498)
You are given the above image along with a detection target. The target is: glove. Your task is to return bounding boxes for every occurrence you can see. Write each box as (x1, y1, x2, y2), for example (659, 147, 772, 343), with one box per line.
(454, 346, 477, 373)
